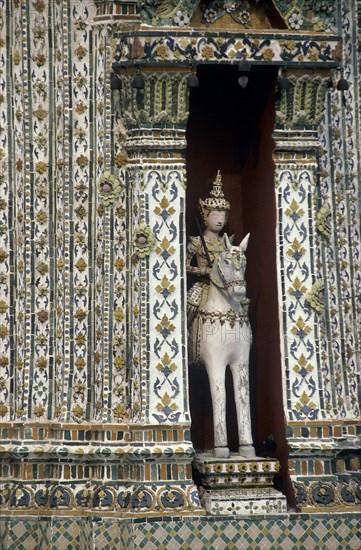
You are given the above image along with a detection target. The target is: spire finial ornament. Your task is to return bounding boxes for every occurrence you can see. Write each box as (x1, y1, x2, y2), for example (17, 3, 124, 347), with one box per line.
(199, 170, 230, 224)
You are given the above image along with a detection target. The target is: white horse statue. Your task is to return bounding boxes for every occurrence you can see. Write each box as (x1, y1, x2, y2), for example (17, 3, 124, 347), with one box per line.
(191, 233, 255, 459)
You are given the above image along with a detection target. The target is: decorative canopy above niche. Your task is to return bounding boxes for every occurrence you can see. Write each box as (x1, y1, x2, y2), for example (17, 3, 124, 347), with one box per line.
(95, 1, 341, 70)
(96, 0, 336, 32)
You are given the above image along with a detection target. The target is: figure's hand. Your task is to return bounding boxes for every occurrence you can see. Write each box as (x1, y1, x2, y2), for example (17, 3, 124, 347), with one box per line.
(199, 267, 211, 276)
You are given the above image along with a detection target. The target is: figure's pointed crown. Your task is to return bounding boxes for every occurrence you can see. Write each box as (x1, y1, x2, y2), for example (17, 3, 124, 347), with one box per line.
(199, 170, 230, 223)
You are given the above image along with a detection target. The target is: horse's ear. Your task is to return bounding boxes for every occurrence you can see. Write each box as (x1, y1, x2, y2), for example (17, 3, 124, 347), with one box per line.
(240, 233, 250, 252)
(223, 233, 232, 249)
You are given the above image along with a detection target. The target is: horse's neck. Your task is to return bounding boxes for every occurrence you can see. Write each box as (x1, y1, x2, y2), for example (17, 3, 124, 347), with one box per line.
(205, 276, 243, 314)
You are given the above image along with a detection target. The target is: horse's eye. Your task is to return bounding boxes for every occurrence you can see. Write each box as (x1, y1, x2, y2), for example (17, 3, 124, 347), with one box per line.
(224, 259, 230, 265)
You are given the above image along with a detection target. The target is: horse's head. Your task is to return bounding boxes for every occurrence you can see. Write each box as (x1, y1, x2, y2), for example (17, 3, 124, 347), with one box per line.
(212, 233, 250, 303)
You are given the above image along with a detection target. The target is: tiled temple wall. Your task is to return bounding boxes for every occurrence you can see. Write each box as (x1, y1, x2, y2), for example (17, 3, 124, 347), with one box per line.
(0, 0, 360, 545)
(0, 0, 358, 428)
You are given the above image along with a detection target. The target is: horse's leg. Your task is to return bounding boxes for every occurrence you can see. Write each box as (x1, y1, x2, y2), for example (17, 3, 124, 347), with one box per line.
(229, 359, 256, 458)
(206, 362, 229, 458)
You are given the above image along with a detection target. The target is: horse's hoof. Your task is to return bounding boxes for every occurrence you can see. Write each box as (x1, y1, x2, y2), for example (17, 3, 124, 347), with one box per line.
(238, 445, 256, 458)
(213, 446, 230, 458)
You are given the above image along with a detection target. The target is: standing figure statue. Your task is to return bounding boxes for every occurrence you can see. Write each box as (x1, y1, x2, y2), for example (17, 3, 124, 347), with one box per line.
(187, 171, 255, 459)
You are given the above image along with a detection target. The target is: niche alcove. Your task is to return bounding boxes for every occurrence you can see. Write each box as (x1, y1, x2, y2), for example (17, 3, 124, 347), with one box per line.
(186, 64, 292, 499)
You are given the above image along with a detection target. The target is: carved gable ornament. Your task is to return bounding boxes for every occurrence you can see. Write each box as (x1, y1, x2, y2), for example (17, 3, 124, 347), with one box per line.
(273, 0, 335, 31)
(137, 0, 335, 31)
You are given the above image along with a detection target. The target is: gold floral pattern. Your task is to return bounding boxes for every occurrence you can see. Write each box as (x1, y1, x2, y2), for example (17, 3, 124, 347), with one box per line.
(35, 161, 47, 174)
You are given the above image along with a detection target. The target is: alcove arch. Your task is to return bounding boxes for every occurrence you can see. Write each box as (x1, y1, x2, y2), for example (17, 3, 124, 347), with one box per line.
(186, 64, 295, 504)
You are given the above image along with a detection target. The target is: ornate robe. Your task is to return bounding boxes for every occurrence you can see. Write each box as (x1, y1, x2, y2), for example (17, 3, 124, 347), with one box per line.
(186, 235, 231, 363)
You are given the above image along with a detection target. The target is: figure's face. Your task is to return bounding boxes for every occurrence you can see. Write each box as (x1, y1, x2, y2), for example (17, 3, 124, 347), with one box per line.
(206, 210, 226, 233)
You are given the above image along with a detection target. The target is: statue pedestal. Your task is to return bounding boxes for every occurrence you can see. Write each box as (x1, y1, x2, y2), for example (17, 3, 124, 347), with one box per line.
(193, 453, 287, 516)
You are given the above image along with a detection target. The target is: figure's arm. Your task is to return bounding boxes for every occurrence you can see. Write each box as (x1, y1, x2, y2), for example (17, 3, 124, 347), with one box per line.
(186, 237, 210, 276)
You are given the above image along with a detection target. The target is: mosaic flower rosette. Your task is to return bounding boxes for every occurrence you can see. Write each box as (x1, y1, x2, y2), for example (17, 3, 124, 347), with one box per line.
(98, 171, 123, 207)
(133, 223, 156, 258)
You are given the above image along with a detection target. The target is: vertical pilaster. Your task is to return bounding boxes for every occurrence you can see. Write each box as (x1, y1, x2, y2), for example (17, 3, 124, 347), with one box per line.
(93, 21, 113, 423)
(118, 70, 191, 425)
(274, 74, 328, 425)
(53, 0, 96, 422)
(93, 68, 202, 512)
(0, 0, 10, 421)
(109, 171, 128, 423)
(274, 70, 361, 511)
(68, 0, 95, 422)
(29, 0, 54, 422)
(10, 0, 55, 421)
(274, 136, 323, 421)
(53, 0, 72, 421)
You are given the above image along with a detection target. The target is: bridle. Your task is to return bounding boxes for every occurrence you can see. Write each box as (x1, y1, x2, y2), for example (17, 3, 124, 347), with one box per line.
(209, 251, 246, 295)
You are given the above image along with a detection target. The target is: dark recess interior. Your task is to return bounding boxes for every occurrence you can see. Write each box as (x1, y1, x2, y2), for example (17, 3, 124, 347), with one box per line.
(186, 64, 296, 506)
